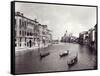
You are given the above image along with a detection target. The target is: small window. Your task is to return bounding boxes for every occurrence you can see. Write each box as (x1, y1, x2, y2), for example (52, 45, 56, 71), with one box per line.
(19, 31, 21, 35)
(20, 43, 21, 46)
(19, 19, 21, 28)
(27, 32, 29, 36)
(30, 32, 32, 36)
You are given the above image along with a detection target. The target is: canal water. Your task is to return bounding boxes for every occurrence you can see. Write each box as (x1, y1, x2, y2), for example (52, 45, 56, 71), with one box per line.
(15, 43, 97, 74)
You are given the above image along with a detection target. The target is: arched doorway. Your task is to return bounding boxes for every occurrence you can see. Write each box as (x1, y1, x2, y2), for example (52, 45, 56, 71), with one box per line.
(29, 40, 32, 47)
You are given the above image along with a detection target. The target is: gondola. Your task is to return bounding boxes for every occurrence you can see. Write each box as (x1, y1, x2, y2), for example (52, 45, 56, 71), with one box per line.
(59, 50, 69, 57)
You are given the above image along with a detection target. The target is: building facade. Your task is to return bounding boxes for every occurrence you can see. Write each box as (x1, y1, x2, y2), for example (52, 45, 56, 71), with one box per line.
(78, 24, 97, 51)
(15, 12, 52, 50)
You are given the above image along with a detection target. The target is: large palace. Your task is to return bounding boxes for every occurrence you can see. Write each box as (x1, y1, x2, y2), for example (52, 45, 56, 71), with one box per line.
(15, 12, 52, 50)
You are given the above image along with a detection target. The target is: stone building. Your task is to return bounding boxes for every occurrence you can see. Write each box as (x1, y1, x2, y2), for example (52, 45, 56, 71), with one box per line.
(15, 12, 36, 48)
(78, 24, 97, 51)
(61, 30, 69, 42)
(15, 12, 52, 50)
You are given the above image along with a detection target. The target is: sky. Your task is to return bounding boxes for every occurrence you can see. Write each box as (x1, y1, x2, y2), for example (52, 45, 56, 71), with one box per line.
(15, 2, 96, 40)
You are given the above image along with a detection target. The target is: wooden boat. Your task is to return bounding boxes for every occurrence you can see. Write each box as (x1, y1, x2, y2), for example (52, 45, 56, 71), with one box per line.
(40, 52, 50, 58)
(59, 50, 69, 57)
(68, 55, 78, 67)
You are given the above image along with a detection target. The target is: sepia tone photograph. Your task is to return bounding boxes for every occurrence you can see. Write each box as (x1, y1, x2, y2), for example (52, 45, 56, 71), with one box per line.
(12, 1, 97, 75)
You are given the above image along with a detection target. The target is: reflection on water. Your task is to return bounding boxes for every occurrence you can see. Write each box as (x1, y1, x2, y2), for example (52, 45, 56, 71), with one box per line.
(15, 43, 97, 74)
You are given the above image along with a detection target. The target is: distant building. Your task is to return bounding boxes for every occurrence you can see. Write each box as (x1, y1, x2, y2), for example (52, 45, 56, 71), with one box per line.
(78, 24, 97, 51)
(79, 33, 84, 44)
(61, 30, 77, 43)
(62, 30, 69, 42)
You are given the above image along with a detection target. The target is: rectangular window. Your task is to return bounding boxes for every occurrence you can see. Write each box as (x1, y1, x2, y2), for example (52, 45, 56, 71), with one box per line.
(19, 19, 21, 28)
(19, 30, 21, 35)
(22, 21, 24, 27)
(20, 43, 21, 46)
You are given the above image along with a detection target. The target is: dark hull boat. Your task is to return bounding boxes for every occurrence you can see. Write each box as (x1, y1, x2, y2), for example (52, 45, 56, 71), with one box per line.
(59, 50, 69, 57)
(40, 52, 50, 59)
(68, 56, 78, 67)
